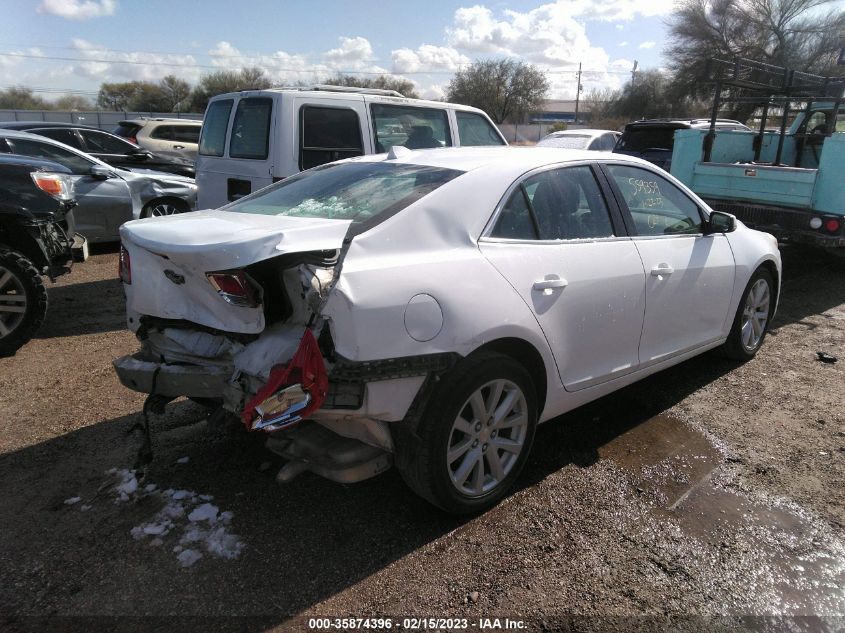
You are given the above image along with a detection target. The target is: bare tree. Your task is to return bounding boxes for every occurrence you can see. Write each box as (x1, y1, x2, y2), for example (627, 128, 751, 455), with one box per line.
(189, 67, 272, 111)
(0, 86, 49, 109)
(446, 59, 549, 123)
(159, 76, 191, 111)
(52, 95, 93, 111)
(666, 0, 845, 102)
(323, 74, 419, 99)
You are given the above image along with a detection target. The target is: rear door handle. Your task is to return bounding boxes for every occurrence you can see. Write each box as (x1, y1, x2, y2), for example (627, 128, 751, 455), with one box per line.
(173, 145, 185, 150)
(533, 275, 568, 291)
(650, 264, 675, 277)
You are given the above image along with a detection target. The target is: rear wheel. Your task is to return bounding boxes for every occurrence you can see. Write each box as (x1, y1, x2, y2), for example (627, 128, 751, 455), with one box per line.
(0, 249, 48, 357)
(395, 352, 538, 514)
(141, 198, 189, 219)
(721, 268, 774, 361)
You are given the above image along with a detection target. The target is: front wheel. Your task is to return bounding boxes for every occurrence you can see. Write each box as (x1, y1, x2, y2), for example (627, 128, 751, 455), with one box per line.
(141, 198, 189, 219)
(395, 352, 538, 514)
(0, 249, 48, 357)
(721, 268, 775, 361)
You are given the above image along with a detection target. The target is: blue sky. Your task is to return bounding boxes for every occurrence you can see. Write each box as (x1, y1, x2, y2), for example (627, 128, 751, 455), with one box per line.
(0, 0, 673, 102)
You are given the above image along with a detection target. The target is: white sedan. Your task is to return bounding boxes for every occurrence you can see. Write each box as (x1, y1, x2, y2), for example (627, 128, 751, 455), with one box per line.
(114, 146, 781, 513)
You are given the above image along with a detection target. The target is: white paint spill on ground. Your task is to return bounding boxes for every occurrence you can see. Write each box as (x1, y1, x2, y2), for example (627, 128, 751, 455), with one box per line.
(100, 468, 245, 568)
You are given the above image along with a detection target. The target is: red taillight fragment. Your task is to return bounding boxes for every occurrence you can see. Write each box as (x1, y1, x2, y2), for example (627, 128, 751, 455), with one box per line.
(119, 244, 131, 284)
(206, 271, 260, 308)
(825, 218, 841, 234)
(127, 136, 137, 144)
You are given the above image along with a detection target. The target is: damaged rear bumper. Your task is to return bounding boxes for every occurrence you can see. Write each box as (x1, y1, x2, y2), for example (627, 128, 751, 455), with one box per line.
(113, 355, 232, 399)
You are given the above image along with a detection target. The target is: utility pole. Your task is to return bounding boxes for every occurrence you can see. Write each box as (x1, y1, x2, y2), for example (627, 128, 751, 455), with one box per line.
(631, 60, 638, 87)
(573, 62, 582, 125)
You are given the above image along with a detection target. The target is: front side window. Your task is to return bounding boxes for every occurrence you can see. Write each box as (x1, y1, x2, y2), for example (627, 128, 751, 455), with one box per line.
(491, 165, 615, 240)
(300, 106, 364, 171)
(79, 130, 134, 153)
(199, 99, 233, 157)
(605, 164, 703, 236)
(371, 104, 452, 152)
(6, 137, 93, 174)
(456, 111, 505, 146)
(227, 162, 462, 228)
(230, 97, 272, 159)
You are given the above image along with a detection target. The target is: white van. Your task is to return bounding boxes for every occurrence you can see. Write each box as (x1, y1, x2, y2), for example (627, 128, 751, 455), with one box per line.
(195, 85, 507, 209)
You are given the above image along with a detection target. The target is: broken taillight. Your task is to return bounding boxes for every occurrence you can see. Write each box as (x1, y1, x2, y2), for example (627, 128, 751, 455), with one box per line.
(118, 244, 131, 284)
(206, 271, 261, 308)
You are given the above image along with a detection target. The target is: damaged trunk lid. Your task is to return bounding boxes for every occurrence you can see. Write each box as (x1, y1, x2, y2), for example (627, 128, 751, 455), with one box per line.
(120, 209, 350, 334)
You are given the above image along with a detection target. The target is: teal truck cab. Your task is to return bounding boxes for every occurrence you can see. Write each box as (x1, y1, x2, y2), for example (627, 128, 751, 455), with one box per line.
(670, 58, 844, 248)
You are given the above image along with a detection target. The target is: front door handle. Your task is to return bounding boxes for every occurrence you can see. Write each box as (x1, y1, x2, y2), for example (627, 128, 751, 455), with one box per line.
(533, 275, 568, 291)
(650, 264, 675, 277)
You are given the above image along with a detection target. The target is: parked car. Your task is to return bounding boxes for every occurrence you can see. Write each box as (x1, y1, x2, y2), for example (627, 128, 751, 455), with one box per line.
(0, 122, 196, 178)
(0, 130, 197, 243)
(112, 118, 202, 162)
(614, 118, 751, 170)
(195, 85, 508, 208)
(0, 154, 79, 356)
(536, 129, 620, 150)
(114, 146, 781, 513)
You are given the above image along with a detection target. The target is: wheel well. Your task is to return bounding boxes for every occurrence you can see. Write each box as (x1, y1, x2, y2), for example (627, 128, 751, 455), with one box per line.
(471, 337, 548, 416)
(758, 259, 780, 307)
(144, 197, 189, 212)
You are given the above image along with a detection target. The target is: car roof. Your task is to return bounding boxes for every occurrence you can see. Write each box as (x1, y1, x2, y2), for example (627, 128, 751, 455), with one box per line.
(0, 121, 102, 131)
(346, 146, 656, 176)
(118, 118, 202, 126)
(0, 129, 109, 165)
(546, 128, 617, 138)
(0, 153, 72, 173)
(624, 118, 748, 129)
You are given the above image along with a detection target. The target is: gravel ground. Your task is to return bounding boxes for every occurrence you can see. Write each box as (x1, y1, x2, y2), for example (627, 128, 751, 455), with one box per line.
(0, 243, 843, 633)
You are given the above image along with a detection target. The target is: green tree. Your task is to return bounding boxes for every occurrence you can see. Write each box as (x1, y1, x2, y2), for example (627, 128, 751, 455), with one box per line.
(97, 81, 144, 110)
(53, 95, 93, 111)
(0, 86, 49, 110)
(189, 67, 272, 111)
(446, 59, 549, 123)
(322, 74, 419, 98)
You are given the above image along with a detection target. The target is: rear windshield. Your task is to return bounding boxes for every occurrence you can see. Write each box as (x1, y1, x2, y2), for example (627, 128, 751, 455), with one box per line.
(616, 126, 680, 152)
(229, 97, 273, 159)
(226, 162, 463, 226)
(536, 135, 590, 149)
(199, 99, 234, 157)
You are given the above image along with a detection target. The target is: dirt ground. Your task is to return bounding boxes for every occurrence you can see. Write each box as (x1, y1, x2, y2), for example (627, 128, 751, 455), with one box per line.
(0, 243, 843, 633)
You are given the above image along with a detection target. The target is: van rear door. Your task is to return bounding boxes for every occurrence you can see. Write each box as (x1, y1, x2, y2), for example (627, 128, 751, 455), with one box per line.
(196, 94, 276, 209)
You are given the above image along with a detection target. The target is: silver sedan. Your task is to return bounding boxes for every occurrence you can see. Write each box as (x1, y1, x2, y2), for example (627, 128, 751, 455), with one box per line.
(0, 129, 197, 243)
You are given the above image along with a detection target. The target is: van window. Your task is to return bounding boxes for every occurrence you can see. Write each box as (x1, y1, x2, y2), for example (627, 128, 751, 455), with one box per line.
(199, 99, 234, 157)
(456, 111, 504, 146)
(371, 104, 452, 152)
(230, 97, 273, 160)
(299, 106, 364, 171)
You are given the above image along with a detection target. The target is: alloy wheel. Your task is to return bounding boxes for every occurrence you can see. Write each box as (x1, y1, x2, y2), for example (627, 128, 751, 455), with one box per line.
(741, 278, 770, 351)
(446, 379, 529, 497)
(0, 265, 27, 339)
(149, 202, 182, 217)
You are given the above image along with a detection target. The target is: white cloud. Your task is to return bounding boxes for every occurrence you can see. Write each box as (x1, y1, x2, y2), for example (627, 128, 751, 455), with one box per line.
(638, 41, 656, 49)
(37, 0, 116, 20)
(616, 24, 625, 30)
(391, 45, 470, 73)
(69, 38, 202, 84)
(324, 37, 375, 65)
(619, 41, 629, 47)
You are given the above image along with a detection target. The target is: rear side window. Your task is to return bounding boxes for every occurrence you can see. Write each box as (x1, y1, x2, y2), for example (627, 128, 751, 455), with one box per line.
(456, 111, 504, 146)
(79, 130, 133, 153)
(34, 128, 83, 150)
(229, 98, 273, 160)
(371, 104, 452, 152)
(150, 125, 175, 140)
(172, 125, 200, 143)
(300, 106, 363, 171)
(199, 99, 234, 157)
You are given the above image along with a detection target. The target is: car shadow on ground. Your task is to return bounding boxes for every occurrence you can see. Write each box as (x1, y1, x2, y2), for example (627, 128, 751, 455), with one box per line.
(770, 244, 845, 330)
(36, 278, 126, 339)
(0, 351, 740, 627)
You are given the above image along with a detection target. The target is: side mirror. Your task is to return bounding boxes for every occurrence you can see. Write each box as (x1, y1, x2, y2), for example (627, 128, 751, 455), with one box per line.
(89, 165, 114, 180)
(705, 210, 736, 234)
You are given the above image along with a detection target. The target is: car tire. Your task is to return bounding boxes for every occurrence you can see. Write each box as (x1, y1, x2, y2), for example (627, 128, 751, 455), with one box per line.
(721, 267, 775, 361)
(141, 198, 189, 219)
(395, 351, 538, 514)
(0, 248, 48, 357)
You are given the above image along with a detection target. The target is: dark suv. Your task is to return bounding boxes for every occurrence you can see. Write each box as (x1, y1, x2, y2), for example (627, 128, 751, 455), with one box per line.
(613, 118, 751, 171)
(0, 154, 79, 356)
(0, 122, 196, 178)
